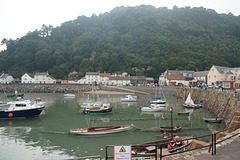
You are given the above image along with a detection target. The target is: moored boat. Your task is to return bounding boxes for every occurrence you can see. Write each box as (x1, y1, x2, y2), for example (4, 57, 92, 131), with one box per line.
(63, 94, 75, 97)
(121, 95, 138, 102)
(0, 98, 45, 119)
(69, 124, 134, 135)
(159, 126, 182, 132)
(132, 136, 192, 155)
(139, 104, 166, 112)
(177, 111, 190, 115)
(82, 104, 112, 114)
(203, 118, 222, 123)
(183, 93, 202, 109)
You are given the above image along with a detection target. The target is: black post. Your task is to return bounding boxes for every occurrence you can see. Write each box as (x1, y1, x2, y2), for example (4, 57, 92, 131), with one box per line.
(170, 107, 173, 139)
(211, 134, 214, 156)
(105, 146, 108, 160)
(214, 133, 217, 155)
(160, 144, 162, 160)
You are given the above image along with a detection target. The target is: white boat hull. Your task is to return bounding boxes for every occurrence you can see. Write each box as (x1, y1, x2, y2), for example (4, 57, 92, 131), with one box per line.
(140, 106, 166, 112)
(70, 124, 134, 135)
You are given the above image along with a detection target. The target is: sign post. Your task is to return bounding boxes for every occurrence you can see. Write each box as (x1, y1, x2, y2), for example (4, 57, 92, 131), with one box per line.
(114, 145, 132, 160)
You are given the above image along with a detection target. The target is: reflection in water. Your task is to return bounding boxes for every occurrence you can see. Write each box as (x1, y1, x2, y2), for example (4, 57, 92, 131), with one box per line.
(0, 93, 226, 159)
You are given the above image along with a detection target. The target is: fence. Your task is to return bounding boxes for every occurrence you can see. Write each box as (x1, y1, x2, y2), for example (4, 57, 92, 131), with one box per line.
(105, 123, 240, 160)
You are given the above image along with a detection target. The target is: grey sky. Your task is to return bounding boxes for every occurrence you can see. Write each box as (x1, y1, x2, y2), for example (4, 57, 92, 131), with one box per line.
(0, 0, 239, 50)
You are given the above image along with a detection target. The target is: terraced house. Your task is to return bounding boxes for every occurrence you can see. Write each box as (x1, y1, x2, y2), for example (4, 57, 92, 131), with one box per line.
(207, 65, 240, 89)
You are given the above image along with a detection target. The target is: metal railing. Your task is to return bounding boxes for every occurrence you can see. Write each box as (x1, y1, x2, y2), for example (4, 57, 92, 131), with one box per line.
(105, 123, 240, 160)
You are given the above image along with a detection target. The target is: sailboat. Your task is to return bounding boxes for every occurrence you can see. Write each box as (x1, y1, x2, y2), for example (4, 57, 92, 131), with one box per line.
(182, 93, 202, 109)
(149, 86, 166, 107)
(80, 85, 110, 109)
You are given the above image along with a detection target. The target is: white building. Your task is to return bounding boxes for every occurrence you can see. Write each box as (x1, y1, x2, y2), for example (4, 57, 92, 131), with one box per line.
(34, 72, 56, 84)
(109, 77, 130, 86)
(21, 73, 35, 83)
(100, 72, 111, 86)
(159, 69, 194, 86)
(85, 72, 100, 84)
(0, 73, 14, 84)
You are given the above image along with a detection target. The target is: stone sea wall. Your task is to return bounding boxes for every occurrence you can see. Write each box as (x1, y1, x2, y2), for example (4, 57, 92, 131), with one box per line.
(176, 88, 240, 125)
(0, 84, 93, 93)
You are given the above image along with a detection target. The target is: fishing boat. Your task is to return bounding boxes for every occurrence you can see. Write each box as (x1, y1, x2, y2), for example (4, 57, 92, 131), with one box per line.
(138, 104, 166, 112)
(0, 98, 45, 119)
(203, 118, 222, 123)
(159, 126, 182, 132)
(63, 94, 75, 97)
(69, 124, 134, 135)
(182, 93, 202, 109)
(82, 104, 112, 114)
(121, 95, 138, 102)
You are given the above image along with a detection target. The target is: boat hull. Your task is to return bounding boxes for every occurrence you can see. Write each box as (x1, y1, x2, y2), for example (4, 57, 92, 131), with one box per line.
(159, 126, 182, 132)
(140, 105, 166, 112)
(177, 111, 190, 115)
(182, 104, 202, 109)
(82, 107, 113, 114)
(203, 118, 222, 123)
(0, 106, 45, 119)
(70, 125, 134, 135)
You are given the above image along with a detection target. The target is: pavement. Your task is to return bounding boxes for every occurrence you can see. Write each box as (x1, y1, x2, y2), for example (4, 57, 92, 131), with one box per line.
(163, 129, 240, 160)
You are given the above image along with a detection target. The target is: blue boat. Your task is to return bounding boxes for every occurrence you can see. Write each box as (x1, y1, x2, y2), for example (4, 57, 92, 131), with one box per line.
(0, 98, 45, 119)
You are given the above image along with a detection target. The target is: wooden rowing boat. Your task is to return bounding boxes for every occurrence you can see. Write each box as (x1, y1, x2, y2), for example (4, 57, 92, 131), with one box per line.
(69, 124, 134, 135)
(132, 136, 192, 155)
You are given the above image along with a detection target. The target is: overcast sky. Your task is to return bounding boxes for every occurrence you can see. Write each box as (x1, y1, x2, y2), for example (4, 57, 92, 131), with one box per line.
(0, 0, 240, 50)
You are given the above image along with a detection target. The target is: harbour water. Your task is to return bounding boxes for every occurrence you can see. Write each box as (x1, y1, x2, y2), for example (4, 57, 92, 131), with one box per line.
(0, 92, 225, 160)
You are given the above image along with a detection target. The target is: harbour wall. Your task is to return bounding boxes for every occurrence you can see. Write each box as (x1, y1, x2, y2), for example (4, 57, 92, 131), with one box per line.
(176, 87, 240, 125)
(0, 84, 93, 93)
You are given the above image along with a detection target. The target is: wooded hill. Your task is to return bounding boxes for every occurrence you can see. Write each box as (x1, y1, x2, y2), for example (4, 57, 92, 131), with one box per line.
(1, 5, 240, 80)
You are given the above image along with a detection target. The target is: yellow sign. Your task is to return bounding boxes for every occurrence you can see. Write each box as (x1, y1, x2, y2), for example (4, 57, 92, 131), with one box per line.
(119, 146, 126, 152)
(114, 145, 131, 160)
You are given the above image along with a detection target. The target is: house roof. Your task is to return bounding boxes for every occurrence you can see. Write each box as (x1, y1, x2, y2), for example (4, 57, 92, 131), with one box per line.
(109, 77, 130, 80)
(130, 76, 146, 80)
(145, 77, 154, 81)
(167, 70, 194, 77)
(0, 73, 9, 79)
(86, 72, 100, 75)
(35, 72, 48, 76)
(193, 71, 209, 77)
(167, 75, 185, 80)
(100, 73, 111, 77)
(26, 73, 34, 78)
(214, 65, 233, 75)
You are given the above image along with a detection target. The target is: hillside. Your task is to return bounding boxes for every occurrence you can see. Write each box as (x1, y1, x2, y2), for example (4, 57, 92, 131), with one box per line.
(1, 5, 240, 80)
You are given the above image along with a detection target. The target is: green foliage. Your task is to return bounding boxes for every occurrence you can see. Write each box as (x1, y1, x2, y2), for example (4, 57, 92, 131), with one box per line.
(1, 5, 240, 79)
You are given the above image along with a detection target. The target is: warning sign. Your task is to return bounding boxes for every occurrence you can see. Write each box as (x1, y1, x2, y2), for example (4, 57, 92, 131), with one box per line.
(114, 145, 131, 160)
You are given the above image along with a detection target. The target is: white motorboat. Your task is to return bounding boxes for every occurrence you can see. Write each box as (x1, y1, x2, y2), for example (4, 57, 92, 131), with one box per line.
(139, 104, 166, 112)
(121, 95, 138, 102)
(63, 94, 75, 97)
(0, 98, 45, 119)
